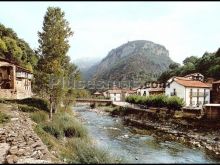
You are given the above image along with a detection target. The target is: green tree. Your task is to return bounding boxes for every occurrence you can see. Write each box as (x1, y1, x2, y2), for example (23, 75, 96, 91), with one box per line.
(169, 62, 180, 70)
(183, 56, 198, 65)
(36, 7, 73, 119)
(2, 36, 22, 63)
(0, 38, 7, 57)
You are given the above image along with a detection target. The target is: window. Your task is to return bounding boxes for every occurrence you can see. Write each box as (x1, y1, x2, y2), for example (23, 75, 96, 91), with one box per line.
(143, 91, 146, 96)
(114, 93, 116, 96)
(171, 88, 176, 96)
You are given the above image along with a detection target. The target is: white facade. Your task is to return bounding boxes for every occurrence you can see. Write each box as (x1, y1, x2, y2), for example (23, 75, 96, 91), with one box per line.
(165, 81, 210, 107)
(137, 88, 149, 96)
(109, 93, 121, 102)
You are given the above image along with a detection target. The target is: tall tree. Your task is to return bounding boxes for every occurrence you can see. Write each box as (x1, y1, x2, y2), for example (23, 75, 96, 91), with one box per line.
(36, 7, 73, 119)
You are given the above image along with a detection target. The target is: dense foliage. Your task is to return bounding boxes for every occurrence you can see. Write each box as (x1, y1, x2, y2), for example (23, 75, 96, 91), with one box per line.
(158, 48, 220, 82)
(125, 94, 185, 110)
(0, 23, 38, 71)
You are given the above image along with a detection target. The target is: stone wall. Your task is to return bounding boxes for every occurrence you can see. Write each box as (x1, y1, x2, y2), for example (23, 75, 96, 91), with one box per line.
(0, 105, 55, 163)
(0, 89, 17, 99)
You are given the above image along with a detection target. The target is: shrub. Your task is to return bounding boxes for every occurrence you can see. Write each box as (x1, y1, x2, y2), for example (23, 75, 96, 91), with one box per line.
(42, 122, 63, 139)
(150, 94, 168, 107)
(125, 94, 185, 111)
(167, 96, 185, 110)
(0, 111, 10, 123)
(18, 97, 49, 112)
(56, 113, 88, 138)
(42, 112, 88, 139)
(30, 111, 48, 123)
(18, 105, 39, 112)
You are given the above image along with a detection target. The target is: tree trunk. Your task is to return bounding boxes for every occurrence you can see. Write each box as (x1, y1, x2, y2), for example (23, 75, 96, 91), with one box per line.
(49, 101, 53, 120)
(54, 104, 57, 114)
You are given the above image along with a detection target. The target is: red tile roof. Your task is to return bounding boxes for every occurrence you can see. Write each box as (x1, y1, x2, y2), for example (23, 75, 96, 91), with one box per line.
(174, 77, 210, 88)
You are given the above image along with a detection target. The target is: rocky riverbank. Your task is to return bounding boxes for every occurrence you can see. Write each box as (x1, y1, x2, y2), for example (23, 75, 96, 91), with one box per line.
(107, 105, 220, 159)
(0, 104, 57, 164)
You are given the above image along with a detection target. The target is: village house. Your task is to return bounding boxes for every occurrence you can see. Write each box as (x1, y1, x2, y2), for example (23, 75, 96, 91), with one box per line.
(137, 86, 165, 96)
(165, 76, 211, 107)
(93, 91, 102, 97)
(103, 86, 136, 102)
(184, 72, 204, 82)
(0, 58, 33, 100)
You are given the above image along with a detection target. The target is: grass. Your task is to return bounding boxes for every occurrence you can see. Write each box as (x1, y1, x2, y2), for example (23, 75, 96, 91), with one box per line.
(42, 112, 88, 139)
(65, 138, 118, 164)
(18, 104, 39, 112)
(0, 111, 10, 123)
(30, 105, 120, 163)
(30, 111, 48, 123)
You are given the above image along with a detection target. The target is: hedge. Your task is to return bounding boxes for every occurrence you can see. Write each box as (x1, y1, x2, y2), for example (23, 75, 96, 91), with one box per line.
(125, 94, 184, 110)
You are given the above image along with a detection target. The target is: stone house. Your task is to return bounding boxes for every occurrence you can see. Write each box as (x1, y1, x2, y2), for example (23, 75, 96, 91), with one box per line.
(0, 58, 33, 99)
(165, 76, 211, 108)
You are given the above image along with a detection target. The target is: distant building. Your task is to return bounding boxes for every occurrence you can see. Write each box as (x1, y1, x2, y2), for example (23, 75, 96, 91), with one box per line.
(104, 89, 122, 102)
(93, 91, 102, 97)
(165, 76, 211, 107)
(184, 73, 204, 82)
(137, 86, 165, 96)
(0, 58, 33, 99)
(103, 86, 136, 102)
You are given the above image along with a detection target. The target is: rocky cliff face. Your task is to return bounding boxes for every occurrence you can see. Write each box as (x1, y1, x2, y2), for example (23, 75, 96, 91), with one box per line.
(90, 40, 173, 82)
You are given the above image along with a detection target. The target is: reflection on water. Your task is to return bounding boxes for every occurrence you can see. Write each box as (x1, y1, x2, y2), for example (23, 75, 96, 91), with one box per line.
(73, 105, 219, 163)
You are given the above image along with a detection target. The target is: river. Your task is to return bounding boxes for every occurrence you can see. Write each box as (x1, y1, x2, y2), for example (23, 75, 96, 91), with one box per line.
(73, 104, 219, 163)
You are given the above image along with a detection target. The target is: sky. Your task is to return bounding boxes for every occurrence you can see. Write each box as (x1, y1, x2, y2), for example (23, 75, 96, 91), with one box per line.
(0, 1, 220, 64)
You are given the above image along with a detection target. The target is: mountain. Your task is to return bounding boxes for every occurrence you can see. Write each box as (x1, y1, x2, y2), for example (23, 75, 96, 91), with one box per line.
(89, 40, 173, 82)
(74, 57, 101, 80)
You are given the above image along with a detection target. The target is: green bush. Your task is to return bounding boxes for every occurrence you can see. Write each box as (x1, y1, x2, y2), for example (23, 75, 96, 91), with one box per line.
(42, 112, 88, 139)
(42, 122, 63, 139)
(150, 94, 168, 107)
(166, 96, 185, 110)
(125, 94, 185, 110)
(18, 97, 49, 112)
(30, 111, 48, 123)
(18, 105, 39, 112)
(0, 111, 10, 123)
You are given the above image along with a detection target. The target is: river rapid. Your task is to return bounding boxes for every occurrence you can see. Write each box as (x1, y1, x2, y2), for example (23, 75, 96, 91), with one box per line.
(73, 104, 219, 163)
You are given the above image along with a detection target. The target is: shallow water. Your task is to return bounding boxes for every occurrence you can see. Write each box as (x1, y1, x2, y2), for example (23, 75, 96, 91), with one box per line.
(73, 105, 219, 163)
